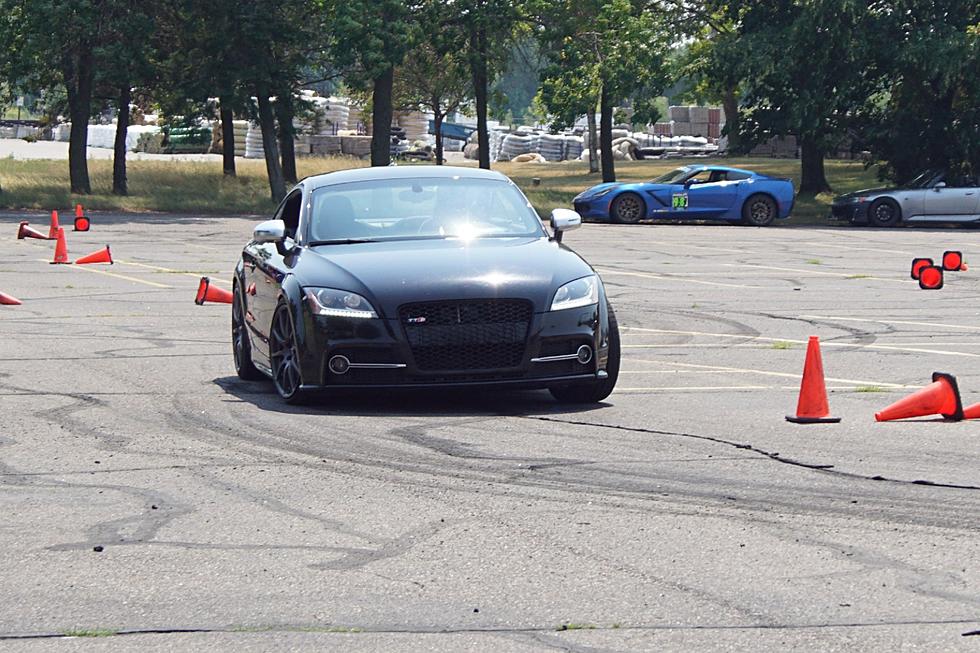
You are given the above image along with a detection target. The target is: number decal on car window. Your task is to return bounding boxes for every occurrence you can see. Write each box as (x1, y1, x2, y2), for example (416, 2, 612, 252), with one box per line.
(672, 193, 689, 210)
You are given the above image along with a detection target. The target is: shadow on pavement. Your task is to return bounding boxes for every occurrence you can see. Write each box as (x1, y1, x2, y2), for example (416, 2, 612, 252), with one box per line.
(213, 375, 612, 418)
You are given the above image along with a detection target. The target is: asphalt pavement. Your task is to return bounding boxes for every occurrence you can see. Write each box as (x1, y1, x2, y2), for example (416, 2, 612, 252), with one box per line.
(1, 209, 978, 651)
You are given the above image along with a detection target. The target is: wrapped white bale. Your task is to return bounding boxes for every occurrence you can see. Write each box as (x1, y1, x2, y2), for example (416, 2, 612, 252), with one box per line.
(244, 123, 265, 158)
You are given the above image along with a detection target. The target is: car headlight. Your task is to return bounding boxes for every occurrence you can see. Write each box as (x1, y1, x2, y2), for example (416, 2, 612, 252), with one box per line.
(592, 187, 614, 199)
(551, 275, 598, 311)
(305, 288, 378, 319)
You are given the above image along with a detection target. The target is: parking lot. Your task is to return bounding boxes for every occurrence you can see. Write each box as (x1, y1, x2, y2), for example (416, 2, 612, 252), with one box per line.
(1, 211, 979, 651)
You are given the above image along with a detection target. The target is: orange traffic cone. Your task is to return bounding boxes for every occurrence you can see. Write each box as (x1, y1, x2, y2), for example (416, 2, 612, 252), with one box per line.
(74, 204, 90, 232)
(17, 221, 50, 240)
(194, 277, 233, 305)
(918, 265, 944, 290)
(875, 372, 964, 422)
(47, 210, 60, 240)
(910, 258, 933, 280)
(75, 245, 112, 265)
(50, 227, 69, 264)
(786, 336, 841, 423)
(963, 402, 980, 420)
(0, 291, 22, 305)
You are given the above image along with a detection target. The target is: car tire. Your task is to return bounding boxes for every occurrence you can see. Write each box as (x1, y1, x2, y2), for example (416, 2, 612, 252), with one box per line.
(610, 193, 645, 224)
(269, 301, 307, 404)
(550, 307, 621, 404)
(232, 284, 264, 381)
(868, 198, 901, 227)
(741, 194, 777, 226)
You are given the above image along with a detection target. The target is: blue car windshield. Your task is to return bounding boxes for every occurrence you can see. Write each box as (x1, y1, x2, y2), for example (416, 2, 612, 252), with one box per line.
(308, 177, 545, 243)
(650, 167, 693, 184)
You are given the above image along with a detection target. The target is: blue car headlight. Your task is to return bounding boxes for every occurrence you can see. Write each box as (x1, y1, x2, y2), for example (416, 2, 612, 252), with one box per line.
(591, 187, 615, 200)
(551, 275, 598, 311)
(305, 287, 378, 319)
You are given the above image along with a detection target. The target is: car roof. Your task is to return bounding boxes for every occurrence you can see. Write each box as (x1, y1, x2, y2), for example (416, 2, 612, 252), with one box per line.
(685, 164, 755, 175)
(302, 165, 510, 190)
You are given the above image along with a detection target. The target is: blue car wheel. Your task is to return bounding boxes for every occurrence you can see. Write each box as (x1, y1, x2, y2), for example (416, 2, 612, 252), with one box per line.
(611, 192, 645, 224)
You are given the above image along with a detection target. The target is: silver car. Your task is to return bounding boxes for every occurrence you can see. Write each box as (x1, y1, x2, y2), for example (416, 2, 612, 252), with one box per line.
(831, 170, 980, 226)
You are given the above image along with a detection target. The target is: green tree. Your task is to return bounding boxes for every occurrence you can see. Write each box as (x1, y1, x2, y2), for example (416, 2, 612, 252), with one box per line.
(534, 0, 671, 182)
(862, 0, 980, 182)
(324, 0, 419, 167)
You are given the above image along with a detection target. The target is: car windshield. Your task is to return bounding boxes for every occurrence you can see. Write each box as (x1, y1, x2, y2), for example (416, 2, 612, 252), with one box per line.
(907, 170, 942, 188)
(650, 167, 693, 184)
(308, 177, 545, 243)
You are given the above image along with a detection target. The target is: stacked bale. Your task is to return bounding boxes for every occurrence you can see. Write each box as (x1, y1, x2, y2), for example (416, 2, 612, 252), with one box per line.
(536, 133, 565, 161)
(310, 135, 343, 156)
(498, 133, 536, 161)
(244, 123, 265, 158)
(232, 120, 248, 157)
(688, 106, 710, 138)
(563, 134, 583, 160)
(340, 135, 372, 158)
(397, 111, 430, 143)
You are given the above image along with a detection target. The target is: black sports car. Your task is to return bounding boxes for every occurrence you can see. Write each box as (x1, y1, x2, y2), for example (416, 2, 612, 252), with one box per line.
(233, 166, 620, 404)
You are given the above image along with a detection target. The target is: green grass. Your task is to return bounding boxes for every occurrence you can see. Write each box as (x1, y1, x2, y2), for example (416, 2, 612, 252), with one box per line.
(854, 385, 886, 393)
(62, 628, 118, 638)
(846, 274, 872, 279)
(805, 259, 822, 265)
(0, 155, 878, 222)
(771, 341, 794, 350)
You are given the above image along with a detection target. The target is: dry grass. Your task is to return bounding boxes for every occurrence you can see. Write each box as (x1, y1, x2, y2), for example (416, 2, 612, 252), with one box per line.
(0, 154, 876, 222)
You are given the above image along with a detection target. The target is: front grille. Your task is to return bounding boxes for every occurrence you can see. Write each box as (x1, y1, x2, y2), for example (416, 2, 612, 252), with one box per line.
(399, 299, 532, 371)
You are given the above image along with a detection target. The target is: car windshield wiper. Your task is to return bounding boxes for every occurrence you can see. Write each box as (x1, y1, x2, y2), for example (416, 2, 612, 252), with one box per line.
(308, 238, 379, 245)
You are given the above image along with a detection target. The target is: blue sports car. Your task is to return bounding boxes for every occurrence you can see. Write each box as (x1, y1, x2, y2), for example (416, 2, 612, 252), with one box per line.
(572, 165, 796, 226)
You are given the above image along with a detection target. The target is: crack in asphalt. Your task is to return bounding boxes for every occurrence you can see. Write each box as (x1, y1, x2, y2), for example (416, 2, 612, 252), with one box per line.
(523, 416, 980, 492)
(0, 617, 976, 641)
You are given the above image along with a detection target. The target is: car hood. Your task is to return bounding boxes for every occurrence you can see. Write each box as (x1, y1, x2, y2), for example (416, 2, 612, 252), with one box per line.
(298, 237, 594, 317)
(575, 182, 623, 200)
(834, 187, 893, 202)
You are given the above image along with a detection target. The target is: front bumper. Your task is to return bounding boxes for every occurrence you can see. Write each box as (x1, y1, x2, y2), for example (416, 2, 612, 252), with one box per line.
(295, 303, 607, 390)
(573, 198, 611, 221)
(830, 201, 869, 224)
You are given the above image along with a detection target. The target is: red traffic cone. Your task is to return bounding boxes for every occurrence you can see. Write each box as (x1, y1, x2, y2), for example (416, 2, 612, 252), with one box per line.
(786, 336, 841, 424)
(910, 258, 933, 280)
(964, 402, 980, 420)
(918, 265, 943, 289)
(50, 227, 70, 264)
(74, 204, 90, 232)
(17, 221, 50, 240)
(47, 210, 60, 240)
(942, 250, 964, 272)
(75, 245, 112, 265)
(875, 372, 964, 422)
(0, 291, 22, 305)
(195, 277, 233, 305)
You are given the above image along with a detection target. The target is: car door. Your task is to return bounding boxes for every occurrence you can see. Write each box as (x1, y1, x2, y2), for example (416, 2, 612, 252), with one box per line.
(246, 189, 304, 363)
(685, 169, 740, 218)
(923, 175, 979, 218)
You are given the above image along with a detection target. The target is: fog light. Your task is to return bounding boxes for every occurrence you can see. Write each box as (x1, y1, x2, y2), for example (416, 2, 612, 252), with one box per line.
(328, 355, 351, 375)
(576, 345, 593, 364)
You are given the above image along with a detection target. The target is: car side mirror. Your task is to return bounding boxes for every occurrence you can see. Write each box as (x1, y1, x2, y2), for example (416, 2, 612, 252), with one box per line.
(253, 219, 285, 244)
(550, 208, 582, 243)
(684, 179, 695, 187)
(934, 182, 946, 191)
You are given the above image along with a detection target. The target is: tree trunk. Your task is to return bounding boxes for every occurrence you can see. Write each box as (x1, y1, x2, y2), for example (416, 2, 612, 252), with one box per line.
(219, 96, 236, 177)
(470, 25, 491, 170)
(586, 106, 599, 174)
(799, 137, 830, 193)
(112, 85, 131, 196)
(64, 49, 94, 195)
(599, 84, 615, 183)
(256, 90, 286, 204)
(371, 67, 394, 167)
(275, 92, 297, 184)
(433, 109, 444, 165)
(721, 88, 742, 155)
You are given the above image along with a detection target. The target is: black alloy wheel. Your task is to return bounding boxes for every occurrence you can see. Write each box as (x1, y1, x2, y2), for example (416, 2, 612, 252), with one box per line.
(741, 194, 777, 226)
(550, 307, 621, 404)
(269, 302, 305, 404)
(611, 193, 645, 224)
(232, 286, 263, 381)
(869, 198, 901, 227)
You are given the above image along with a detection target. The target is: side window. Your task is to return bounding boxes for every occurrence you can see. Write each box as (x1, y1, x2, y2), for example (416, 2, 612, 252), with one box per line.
(275, 191, 303, 237)
(726, 171, 750, 181)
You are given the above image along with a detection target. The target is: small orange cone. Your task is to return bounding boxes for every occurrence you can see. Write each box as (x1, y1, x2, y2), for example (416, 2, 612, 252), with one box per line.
(195, 277, 233, 305)
(963, 402, 980, 420)
(75, 245, 112, 265)
(50, 227, 70, 264)
(74, 204, 90, 232)
(0, 291, 22, 305)
(875, 372, 964, 422)
(786, 336, 841, 423)
(942, 251, 964, 271)
(910, 258, 933, 280)
(17, 221, 50, 240)
(918, 265, 943, 289)
(47, 210, 60, 240)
